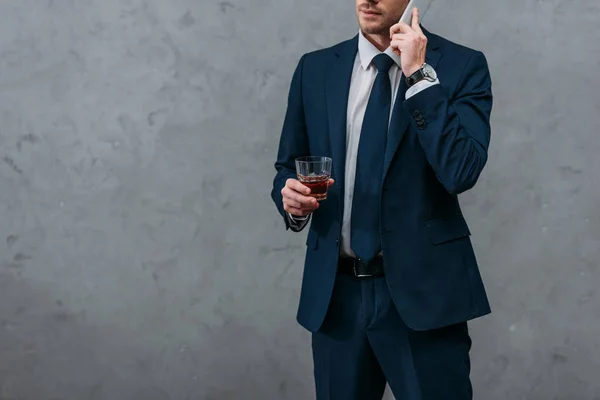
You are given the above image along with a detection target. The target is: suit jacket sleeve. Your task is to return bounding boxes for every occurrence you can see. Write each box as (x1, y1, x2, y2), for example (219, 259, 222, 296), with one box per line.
(403, 51, 493, 195)
(271, 54, 310, 232)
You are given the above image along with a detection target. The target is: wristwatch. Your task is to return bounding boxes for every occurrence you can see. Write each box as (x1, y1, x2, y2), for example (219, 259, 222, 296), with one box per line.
(405, 63, 437, 87)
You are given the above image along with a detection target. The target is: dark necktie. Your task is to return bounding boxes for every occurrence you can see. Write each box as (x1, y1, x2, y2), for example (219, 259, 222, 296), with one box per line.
(350, 53, 395, 264)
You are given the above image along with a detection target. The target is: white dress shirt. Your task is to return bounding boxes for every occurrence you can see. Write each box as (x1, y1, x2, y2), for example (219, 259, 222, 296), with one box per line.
(289, 31, 440, 258)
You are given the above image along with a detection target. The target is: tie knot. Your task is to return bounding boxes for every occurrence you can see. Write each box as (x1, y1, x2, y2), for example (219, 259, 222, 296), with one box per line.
(372, 53, 395, 74)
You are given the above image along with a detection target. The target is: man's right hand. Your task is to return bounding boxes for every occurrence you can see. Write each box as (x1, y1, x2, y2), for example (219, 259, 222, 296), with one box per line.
(281, 178, 334, 217)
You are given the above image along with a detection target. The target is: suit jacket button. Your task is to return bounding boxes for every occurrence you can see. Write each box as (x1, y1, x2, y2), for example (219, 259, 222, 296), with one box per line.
(413, 110, 420, 118)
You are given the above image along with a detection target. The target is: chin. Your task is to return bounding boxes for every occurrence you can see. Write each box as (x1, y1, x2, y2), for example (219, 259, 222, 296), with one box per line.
(360, 22, 387, 35)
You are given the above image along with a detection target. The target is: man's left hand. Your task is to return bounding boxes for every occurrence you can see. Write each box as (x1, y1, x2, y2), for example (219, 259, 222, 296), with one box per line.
(389, 7, 427, 77)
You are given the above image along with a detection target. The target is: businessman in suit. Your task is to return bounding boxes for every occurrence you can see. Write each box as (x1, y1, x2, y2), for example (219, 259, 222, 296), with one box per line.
(271, 0, 493, 398)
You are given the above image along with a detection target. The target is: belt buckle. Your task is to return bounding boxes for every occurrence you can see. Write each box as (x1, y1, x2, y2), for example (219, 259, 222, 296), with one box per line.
(353, 258, 372, 278)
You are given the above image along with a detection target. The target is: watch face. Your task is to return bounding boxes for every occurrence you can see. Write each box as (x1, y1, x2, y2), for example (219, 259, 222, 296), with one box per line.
(423, 64, 437, 80)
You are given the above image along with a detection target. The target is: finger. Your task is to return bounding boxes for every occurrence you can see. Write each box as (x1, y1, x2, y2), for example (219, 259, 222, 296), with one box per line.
(411, 7, 420, 30)
(389, 21, 412, 37)
(287, 178, 310, 195)
(391, 33, 408, 42)
(286, 178, 311, 195)
(390, 40, 405, 51)
(284, 198, 305, 209)
(284, 188, 319, 206)
(286, 197, 320, 210)
(327, 179, 335, 187)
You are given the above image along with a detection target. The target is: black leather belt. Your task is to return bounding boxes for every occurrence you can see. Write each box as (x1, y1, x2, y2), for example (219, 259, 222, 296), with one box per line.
(338, 256, 384, 278)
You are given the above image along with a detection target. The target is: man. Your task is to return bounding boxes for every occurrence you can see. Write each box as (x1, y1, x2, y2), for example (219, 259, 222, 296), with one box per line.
(271, 0, 492, 398)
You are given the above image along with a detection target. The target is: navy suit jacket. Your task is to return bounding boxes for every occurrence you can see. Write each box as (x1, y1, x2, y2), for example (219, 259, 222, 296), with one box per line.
(271, 27, 493, 333)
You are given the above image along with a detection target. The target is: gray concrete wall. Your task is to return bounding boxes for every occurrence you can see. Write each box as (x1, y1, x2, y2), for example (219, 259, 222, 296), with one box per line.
(0, 0, 598, 399)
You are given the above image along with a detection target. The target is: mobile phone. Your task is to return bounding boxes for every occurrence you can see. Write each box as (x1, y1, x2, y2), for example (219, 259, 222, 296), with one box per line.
(399, 0, 434, 25)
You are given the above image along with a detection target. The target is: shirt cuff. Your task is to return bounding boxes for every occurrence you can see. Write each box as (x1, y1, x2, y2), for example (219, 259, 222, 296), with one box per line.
(288, 212, 309, 221)
(287, 212, 310, 230)
(405, 78, 440, 99)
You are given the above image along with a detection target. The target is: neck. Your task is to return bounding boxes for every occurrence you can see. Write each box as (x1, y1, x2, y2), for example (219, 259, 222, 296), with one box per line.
(362, 31, 391, 52)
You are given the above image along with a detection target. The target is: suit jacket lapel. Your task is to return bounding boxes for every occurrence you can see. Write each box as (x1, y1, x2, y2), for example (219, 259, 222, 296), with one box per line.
(326, 35, 358, 197)
(383, 29, 442, 180)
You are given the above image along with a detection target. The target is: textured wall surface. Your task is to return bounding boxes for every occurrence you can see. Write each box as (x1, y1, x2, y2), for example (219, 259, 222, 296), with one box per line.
(0, 0, 599, 399)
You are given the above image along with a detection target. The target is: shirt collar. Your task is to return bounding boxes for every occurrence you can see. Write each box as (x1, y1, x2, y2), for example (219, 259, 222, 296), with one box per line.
(357, 30, 402, 70)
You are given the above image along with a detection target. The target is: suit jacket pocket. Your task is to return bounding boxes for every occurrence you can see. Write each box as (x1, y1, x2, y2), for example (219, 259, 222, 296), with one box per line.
(306, 229, 318, 250)
(426, 214, 471, 245)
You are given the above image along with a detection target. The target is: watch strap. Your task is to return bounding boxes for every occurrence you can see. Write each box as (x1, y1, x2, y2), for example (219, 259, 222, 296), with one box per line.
(405, 66, 425, 87)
